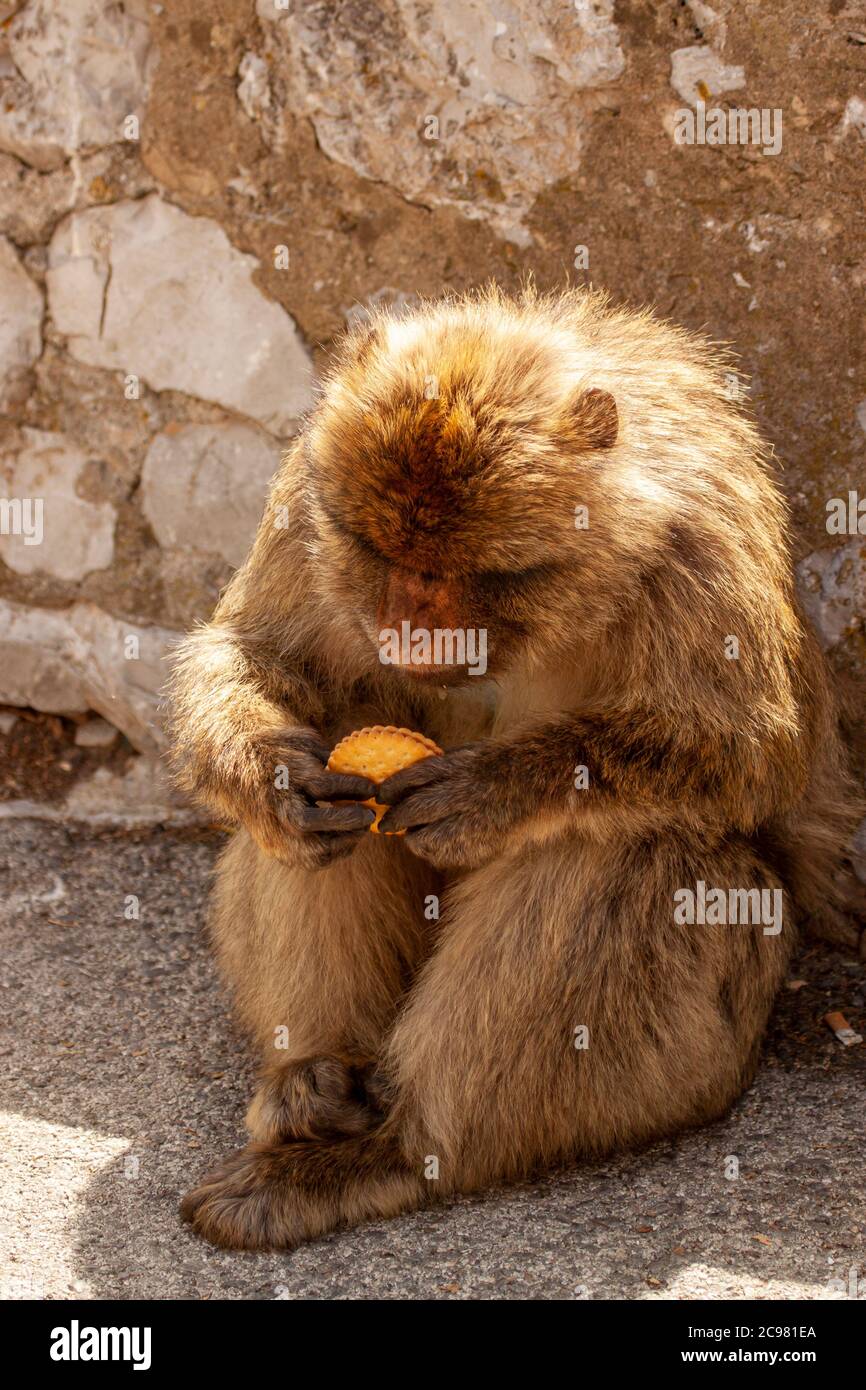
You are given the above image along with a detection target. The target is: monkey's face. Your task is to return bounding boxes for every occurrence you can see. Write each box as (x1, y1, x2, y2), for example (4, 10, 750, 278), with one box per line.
(306, 308, 619, 683)
(374, 559, 567, 685)
(310, 506, 553, 684)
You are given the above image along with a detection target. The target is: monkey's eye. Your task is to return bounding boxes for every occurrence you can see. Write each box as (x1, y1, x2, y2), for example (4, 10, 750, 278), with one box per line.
(476, 561, 558, 590)
(324, 512, 385, 565)
(347, 530, 385, 564)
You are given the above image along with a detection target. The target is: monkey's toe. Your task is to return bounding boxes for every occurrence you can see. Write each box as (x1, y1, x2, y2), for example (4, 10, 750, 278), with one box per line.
(180, 1144, 310, 1251)
(246, 1056, 386, 1143)
(181, 1133, 423, 1251)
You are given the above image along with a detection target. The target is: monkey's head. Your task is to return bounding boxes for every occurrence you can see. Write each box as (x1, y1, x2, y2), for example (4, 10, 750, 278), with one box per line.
(305, 290, 621, 684)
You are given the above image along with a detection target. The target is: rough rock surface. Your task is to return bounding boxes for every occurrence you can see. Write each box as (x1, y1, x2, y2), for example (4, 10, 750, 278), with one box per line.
(47, 194, 314, 432)
(669, 44, 745, 104)
(0, 0, 151, 171)
(73, 715, 119, 749)
(0, 235, 43, 409)
(797, 541, 866, 656)
(61, 758, 195, 825)
(141, 423, 280, 569)
(256, 0, 625, 245)
(0, 598, 180, 754)
(0, 0, 862, 825)
(0, 428, 116, 581)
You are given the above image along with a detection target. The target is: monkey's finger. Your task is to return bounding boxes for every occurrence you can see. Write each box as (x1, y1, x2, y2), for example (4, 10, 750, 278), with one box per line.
(299, 803, 376, 832)
(307, 829, 369, 863)
(378, 788, 455, 833)
(377, 759, 447, 805)
(303, 771, 378, 801)
(401, 817, 468, 870)
(279, 729, 332, 764)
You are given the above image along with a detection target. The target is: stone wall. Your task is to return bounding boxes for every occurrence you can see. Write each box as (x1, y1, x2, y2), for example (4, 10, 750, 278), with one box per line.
(0, 0, 863, 836)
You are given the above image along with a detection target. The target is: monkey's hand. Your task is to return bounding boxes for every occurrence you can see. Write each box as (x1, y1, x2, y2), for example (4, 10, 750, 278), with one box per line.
(238, 728, 377, 869)
(377, 745, 511, 870)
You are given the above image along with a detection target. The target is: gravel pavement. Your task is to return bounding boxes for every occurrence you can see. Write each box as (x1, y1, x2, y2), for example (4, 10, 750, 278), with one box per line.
(0, 819, 863, 1302)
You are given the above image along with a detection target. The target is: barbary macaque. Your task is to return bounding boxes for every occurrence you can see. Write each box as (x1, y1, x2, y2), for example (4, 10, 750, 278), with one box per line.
(169, 286, 859, 1250)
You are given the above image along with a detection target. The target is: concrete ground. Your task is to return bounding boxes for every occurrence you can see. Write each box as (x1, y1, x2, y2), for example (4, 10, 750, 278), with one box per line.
(0, 818, 863, 1302)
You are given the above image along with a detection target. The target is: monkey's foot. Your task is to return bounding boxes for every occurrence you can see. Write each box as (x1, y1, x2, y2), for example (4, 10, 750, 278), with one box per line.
(180, 1135, 426, 1251)
(245, 1056, 389, 1143)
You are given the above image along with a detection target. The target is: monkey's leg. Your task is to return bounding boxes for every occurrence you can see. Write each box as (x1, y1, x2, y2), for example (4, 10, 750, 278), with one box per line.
(209, 827, 439, 1144)
(383, 829, 793, 1181)
(182, 830, 792, 1250)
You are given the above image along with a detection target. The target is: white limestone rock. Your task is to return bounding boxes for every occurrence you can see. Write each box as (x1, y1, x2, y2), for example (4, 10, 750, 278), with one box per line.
(64, 756, 204, 826)
(796, 540, 866, 652)
(141, 423, 280, 569)
(0, 756, 207, 828)
(74, 716, 119, 749)
(0, 0, 151, 171)
(0, 429, 116, 581)
(47, 194, 314, 433)
(670, 45, 745, 105)
(0, 598, 181, 753)
(256, 0, 625, 244)
(237, 51, 271, 122)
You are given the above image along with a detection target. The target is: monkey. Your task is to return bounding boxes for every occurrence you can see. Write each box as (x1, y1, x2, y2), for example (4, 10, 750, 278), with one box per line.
(168, 284, 861, 1251)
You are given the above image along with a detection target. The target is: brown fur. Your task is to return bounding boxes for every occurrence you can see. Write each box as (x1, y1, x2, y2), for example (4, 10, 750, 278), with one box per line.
(169, 286, 861, 1250)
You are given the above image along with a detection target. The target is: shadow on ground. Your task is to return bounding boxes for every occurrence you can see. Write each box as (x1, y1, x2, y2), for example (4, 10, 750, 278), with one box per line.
(0, 820, 863, 1300)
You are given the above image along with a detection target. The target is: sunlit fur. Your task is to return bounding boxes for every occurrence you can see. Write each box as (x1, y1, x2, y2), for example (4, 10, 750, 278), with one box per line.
(169, 286, 860, 1250)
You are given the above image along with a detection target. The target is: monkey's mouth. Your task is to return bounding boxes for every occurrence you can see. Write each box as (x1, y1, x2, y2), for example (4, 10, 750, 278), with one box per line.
(392, 661, 471, 684)
(376, 621, 489, 681)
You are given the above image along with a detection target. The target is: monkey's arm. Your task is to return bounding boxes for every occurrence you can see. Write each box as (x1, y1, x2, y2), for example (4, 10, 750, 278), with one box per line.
(378, 704, 807, 869)
(169, 620, 378, 864)
(168, 469, 377, 866)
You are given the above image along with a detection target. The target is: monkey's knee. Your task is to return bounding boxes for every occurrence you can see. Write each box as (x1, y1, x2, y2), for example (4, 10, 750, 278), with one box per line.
(245, 1056, 389, 1143)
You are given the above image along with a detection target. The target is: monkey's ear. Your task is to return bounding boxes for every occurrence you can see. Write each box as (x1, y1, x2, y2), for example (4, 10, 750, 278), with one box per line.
(567, 387, 618, 451)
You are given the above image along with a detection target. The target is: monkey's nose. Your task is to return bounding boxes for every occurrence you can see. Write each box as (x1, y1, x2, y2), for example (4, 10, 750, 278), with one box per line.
(377, 568, 461, 636)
